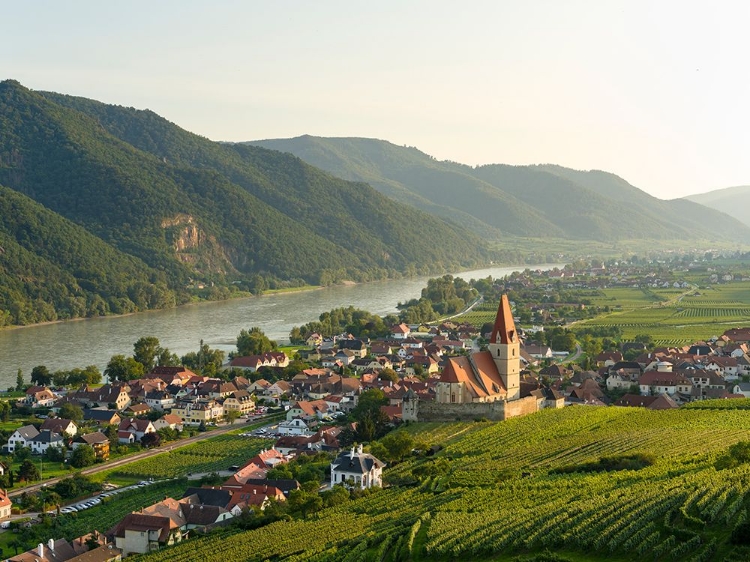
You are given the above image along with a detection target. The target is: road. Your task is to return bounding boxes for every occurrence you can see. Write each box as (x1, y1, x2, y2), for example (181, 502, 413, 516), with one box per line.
(8, 414, 281, 500)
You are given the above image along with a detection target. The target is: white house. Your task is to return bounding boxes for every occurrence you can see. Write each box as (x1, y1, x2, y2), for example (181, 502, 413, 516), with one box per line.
(28, 429, 65, 456)
(277, 418, 311, 436)
(330, 445, 385, 489)
(4, 425, 39, 453)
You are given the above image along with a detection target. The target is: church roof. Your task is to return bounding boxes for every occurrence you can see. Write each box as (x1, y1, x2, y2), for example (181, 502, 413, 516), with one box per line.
(490, 295, 518, 345)
(473, 351, 508, 396)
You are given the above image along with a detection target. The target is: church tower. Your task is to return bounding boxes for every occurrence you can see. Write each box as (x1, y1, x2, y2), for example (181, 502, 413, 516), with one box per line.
(487, 295, 520, 400)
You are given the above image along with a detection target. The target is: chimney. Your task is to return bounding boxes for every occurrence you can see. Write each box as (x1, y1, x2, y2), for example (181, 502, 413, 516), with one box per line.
(357, 444, 363, 455)
(48, 537, 55, 551)
(38, 543, 44, 558)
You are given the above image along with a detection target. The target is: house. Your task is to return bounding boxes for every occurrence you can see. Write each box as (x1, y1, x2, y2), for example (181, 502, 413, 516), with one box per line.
(111, 513, 181, 556)
(277, 418, 311, 436)
(391, 323, 410, 339)
(72, 432, 110, 460)
(126, 403, 152, 417)
(225, 483, 286, 512)
(0, 489, 11, 520)
(118, 418, 156, 441)
(22, 386, 57, 408)
(733, 383, 750, 398)
(595, 351, 623, 367)
(330, 444, 385, 489)
(154, 414, 185, 432)
(144, 390, 175, 411)
(171, 398, 223, 425)
(222, 390, 255, 416)
(40, 418, 78, 437)
(338, 339, 368, 358)
(29, 429, 65, 456)
(638, 371, 692, 396)
(8, 535, 122, 562)
(4, 424, 39, 453)
(287, 400, 328, 422)
(523, 344, 553, 359)
(83, 410, 121, 426)
(614, 393, 679, 410)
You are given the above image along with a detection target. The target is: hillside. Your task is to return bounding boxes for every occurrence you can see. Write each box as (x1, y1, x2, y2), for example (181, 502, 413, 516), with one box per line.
(250, 136, 750, 243)
(0, 184, 169, 325)
(0, 81, 490, 324)
(140, 401, 750, 561)
(685, 185, 750, 228)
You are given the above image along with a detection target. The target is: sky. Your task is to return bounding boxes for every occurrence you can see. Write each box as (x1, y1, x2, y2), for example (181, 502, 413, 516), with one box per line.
(3, 1, 750, 199)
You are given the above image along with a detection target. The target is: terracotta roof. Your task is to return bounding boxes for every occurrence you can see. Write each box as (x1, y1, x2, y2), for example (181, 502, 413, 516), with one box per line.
(490, 295, 518, 344)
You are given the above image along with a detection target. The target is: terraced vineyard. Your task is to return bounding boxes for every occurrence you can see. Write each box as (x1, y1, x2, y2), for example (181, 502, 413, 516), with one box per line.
(139, 403, 750, 561)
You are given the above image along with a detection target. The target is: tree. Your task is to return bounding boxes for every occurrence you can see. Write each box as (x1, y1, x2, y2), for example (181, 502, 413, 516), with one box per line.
(133, 336, 162, 372)
(18, 459, 40, 482)
(15, 369, 24, 391)
(377, 368, 399, 383)
(69, 445, 96, 468)
(236, 327, 277, 356)
(59, 402, 84, 422)
(105, 354, 144, 382)
(30, 365, 52, 386)
(287, 489, 323, 517)
(45, 445, 66, 462)
(141, 432, 161, 448)
(225, 410, 241, 424)
(378, 430, 415, 463)
(14, 446, 31, 463)
(0, 401, 10, 422)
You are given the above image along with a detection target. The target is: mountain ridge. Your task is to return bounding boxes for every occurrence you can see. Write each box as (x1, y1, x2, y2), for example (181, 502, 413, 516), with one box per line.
(248, 135, 750, 243)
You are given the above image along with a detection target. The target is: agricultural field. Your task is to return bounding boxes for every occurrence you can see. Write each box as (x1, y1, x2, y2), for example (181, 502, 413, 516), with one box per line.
(576, 282, 750, 346)
(103, 434, 273, 480)
(139, 403, 750, 561)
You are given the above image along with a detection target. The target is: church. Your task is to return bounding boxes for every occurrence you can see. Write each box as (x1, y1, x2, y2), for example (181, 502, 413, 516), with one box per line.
(402, 295, 563, 422)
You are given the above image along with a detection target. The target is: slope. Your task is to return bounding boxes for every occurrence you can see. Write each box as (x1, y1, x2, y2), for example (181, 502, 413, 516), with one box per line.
(248, 136, 564, 238)
(685, 185, 750, 228)
(250, 135, 750, 244)
(36, 91, 490, 276)
(0, 184, 171, 325)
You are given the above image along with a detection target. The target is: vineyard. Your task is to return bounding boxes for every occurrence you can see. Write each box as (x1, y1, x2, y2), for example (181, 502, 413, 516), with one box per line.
(105, 434, 272, 479)
(573, 282, 750, 346)
(139, 403, 750, 561)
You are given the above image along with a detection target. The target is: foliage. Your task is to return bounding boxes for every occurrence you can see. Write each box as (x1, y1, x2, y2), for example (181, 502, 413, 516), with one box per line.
(104, 354, 144, 382)
(17, 459, 39, 482)
(236, 327, 277, 357)
(69, 444, 96, 468)
(291, 306, 396, 341)
(30, 365, 51, 386)
(58, 403, 84, 422)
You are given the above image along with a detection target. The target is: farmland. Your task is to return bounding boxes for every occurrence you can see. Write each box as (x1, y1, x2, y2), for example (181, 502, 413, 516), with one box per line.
(575, 282, 750, 346)
(139, 402, 750, 561)
(102, 434, 273, 480)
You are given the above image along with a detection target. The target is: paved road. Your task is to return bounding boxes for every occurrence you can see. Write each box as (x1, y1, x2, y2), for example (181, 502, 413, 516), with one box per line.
(8, 414, 281, 500)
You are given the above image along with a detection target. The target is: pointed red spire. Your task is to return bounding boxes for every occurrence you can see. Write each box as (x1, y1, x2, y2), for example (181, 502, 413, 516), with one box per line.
(490, 295, 518, 344)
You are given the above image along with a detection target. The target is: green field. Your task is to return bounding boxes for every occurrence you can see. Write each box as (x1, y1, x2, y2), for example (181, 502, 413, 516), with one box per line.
(137, 403, 750, 561)
(575, 282, 750, 346)
(101, 433, 274, 480)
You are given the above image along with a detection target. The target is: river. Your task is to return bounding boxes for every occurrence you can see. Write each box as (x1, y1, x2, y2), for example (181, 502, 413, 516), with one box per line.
(0, 263, 564, 387)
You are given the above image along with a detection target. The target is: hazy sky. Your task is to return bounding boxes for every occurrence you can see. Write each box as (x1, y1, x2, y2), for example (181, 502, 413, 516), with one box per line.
(3, 1, 749, 199)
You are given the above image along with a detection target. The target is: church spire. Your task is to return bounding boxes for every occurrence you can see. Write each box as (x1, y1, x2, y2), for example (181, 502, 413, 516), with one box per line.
(490, 295, 517, 344)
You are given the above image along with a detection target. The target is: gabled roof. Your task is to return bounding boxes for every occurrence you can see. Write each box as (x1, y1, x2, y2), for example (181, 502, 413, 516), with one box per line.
(111, 513, 171, 542)
(182, 487, 232, 508)
(75, 432, 108, 445)
(13, 425, 39, 440)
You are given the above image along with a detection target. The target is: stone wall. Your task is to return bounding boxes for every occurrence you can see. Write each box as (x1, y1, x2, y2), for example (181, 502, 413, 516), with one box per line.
(403, 395, 540, 422)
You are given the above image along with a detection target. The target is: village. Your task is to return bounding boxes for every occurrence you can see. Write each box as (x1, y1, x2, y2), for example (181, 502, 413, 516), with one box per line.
(1, 256, 750, 559)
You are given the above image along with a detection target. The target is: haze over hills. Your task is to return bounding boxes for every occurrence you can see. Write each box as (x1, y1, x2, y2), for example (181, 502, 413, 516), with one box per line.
(0, 80, 488, 325)
(249, 136, 750, 243)
(684, 185, 750, 229)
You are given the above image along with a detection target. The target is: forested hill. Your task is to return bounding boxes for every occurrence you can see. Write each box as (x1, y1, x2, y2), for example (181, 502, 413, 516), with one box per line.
(249, 136, 750, 243)
(0, 80, 489, 326)
(684, 185, 750, 228)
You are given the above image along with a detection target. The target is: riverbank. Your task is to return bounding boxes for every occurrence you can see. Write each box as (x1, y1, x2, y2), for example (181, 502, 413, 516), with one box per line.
(0, 262, 566, 386)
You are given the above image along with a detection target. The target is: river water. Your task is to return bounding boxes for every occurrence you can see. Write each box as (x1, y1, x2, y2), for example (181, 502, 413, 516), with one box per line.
(0, 263, 564, 387)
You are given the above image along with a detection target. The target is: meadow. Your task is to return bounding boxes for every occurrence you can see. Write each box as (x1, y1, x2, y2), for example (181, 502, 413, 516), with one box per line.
(137, 401, 750, 561)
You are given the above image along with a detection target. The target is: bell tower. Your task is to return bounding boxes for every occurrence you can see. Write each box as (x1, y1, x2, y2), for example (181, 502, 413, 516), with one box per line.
(487, 295, 520, 400)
